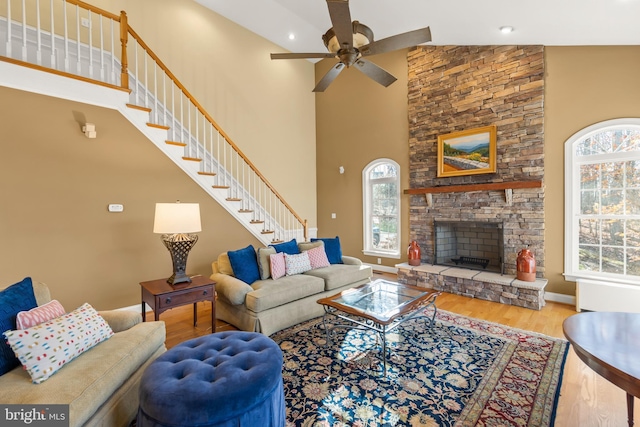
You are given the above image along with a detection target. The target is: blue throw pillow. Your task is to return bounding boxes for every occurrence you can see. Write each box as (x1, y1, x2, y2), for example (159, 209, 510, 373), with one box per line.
(311, 236, 343, 264)
(270, 238, 300, 255)
(0, 277, 38, 376)
(228, 245, 261, 284)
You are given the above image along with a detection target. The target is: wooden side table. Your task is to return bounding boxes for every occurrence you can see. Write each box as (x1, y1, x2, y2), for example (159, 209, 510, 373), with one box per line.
(140, 275, 216, 327)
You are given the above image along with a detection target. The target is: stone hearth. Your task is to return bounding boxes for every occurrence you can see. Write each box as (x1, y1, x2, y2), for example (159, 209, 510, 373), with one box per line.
(397, 263, 547, 310)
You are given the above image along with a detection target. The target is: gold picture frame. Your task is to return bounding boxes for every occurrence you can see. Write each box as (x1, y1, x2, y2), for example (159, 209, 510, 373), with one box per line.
(437, 125, 497, 177)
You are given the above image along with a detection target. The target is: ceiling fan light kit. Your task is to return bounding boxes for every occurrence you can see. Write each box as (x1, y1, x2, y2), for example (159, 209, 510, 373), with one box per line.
(270, 0, 431, 92)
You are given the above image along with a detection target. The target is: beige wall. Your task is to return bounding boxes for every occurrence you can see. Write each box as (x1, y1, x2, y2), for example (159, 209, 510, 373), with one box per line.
(315, 45, 640, 296)
(0, 0, 317, 310)
(544, 46, 640, 295)
(315, 49, 409, 265)
(0, 86, 260, 309)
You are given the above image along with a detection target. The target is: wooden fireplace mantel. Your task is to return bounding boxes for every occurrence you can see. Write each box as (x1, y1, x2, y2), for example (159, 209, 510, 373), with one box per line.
(404, 180, 542, 206)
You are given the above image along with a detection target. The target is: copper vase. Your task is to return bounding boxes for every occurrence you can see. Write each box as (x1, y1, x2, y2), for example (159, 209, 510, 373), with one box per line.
(408, 240, 421, 266)
(516, 248, 536, 282)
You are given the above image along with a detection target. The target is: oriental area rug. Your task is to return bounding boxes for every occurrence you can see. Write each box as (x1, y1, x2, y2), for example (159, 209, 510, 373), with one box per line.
(270, 310, 569, 427)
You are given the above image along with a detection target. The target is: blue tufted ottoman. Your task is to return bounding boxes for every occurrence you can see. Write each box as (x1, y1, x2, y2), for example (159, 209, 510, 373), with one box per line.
(137, 331, 285, 427)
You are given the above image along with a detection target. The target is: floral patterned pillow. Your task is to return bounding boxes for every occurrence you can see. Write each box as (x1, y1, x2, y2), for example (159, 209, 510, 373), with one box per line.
(16, 300, 66, 330)
(3, 303, 114, 384)
(284, 252, 312, 276)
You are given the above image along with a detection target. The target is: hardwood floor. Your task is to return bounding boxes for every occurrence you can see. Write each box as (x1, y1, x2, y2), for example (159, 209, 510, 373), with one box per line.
(152, 273, 638, 427)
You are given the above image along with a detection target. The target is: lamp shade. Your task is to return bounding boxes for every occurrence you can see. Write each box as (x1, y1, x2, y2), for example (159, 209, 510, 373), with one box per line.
(153, 203, 201, 234)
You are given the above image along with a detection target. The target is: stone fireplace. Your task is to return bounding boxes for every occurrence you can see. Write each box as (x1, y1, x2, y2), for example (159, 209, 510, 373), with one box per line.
(398, 45, 548, 309)
(434, 220, 504, 274)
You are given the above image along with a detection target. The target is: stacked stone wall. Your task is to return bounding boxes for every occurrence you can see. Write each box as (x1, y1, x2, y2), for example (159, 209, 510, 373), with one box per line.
(407, 45, 545, 277)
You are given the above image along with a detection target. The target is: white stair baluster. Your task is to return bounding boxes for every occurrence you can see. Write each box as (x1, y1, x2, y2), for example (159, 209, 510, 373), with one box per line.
(36, 0, 42, 65)
(21, 0, 26, 61)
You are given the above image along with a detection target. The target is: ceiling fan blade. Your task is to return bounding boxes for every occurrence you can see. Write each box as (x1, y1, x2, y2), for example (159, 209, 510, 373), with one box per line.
(313, 62, 346, 92)
(359, 27, 431, 57)
(353, 58, 397, 87)
(271, 52, 335, 60)
(326, 0, 353, 50)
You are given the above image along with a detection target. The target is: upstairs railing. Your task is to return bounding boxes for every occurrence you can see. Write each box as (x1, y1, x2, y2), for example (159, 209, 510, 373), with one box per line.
(0, 0, 308, 242)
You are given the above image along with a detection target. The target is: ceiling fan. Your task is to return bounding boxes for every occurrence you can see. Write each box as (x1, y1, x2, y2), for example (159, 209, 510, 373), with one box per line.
(270, 0, 432, 92)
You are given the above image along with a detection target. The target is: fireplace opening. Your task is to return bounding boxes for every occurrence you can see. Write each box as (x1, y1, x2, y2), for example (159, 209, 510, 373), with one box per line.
(434, 220, 504, 274)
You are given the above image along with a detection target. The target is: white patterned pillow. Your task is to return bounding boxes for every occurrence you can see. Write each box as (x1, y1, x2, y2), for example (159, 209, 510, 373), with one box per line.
(270, 252, 286, 280)
(3, 303, 114, 384)
(305, 245, 331, 269)
(284, 252, 312, 276)
(16, 300, 66, 330)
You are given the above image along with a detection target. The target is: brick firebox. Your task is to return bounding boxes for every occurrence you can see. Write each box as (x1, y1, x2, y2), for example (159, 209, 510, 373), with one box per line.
(405, 45, 545, 307)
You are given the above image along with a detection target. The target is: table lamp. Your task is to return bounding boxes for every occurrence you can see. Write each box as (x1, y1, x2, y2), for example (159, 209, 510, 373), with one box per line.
(153, 202, 201, 285)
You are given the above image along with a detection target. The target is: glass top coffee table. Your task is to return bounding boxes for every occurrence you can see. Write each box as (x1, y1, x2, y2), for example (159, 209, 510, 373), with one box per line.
(317, 279, 440, 375)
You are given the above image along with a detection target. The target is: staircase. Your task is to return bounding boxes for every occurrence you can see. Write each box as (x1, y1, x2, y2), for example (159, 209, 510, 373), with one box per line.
(0, 0, 308, 245)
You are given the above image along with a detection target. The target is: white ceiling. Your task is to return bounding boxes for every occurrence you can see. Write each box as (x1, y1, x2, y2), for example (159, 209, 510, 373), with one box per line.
(196, 0, 640, 58)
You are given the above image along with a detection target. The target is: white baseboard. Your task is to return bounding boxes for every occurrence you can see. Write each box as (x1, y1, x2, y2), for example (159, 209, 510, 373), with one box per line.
(115, 303, 150, 313)
(544, 291, 575, 306)
(366, 263, 398, 274)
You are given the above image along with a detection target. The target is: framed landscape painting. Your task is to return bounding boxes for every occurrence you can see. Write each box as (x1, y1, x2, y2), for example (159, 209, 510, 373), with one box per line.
(437, 125, 497, 177)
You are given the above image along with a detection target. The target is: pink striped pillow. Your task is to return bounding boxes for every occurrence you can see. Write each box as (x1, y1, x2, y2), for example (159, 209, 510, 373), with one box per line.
(270, 252, 286, 280)
(16, 300, 66, 330)
(306, 245, 330, 269)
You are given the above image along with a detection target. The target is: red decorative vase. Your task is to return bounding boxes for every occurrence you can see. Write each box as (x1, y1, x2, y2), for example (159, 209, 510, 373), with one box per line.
(408, 240, 421, 266)
(516, 248, 536, 282)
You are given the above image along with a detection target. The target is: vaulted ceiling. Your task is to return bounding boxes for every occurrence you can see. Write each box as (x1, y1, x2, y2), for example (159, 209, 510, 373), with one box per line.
(196, 0, 640, 58)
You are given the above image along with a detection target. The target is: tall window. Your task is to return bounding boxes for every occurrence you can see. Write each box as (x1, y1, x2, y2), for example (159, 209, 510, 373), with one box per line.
(565, 119, 640, 284)
(363, 159, 400, 258)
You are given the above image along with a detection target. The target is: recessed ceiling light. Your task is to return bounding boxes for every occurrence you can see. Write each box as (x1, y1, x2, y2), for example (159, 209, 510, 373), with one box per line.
(288, 33, 295, 40)
(500, 26, 514, 34)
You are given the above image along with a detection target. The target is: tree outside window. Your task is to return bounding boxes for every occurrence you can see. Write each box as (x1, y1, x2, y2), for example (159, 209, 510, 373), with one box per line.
(363, 159, 400, 258)
(566, 119, 640, 282)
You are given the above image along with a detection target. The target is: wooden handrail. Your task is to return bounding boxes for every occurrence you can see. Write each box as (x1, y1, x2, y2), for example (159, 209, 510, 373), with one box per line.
(404, 180, 542, 195)
(126, 26, 307, 230)
(65, 0, 121, 21)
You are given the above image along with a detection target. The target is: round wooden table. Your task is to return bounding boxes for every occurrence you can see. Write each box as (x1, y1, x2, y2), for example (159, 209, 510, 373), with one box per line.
(563, 312, 640, 427)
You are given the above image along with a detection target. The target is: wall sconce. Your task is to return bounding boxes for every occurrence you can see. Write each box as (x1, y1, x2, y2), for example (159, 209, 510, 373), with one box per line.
(153, 202, 202, 285)
(339, 166, 345, 174)
(82, 123, 97, 138)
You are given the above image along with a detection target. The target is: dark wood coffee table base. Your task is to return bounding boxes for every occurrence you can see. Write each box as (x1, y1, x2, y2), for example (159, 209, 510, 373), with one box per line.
(563, 312, 640, 427)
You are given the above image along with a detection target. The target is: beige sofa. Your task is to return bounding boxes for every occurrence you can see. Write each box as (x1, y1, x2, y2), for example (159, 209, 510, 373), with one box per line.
(210, 245, 373, 336)
(0, 281, 166, 427)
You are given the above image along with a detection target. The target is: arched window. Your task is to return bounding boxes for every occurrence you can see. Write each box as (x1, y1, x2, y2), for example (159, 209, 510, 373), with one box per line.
(362, 159, 401, 258)
(564, 118, 640, 284)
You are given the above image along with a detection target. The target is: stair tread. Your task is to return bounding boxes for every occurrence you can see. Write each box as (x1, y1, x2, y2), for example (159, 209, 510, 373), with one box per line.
(197, 171, 217, 176)
(226, 198, 242, 202)
(238, 209, 253, 213)
(261, 230, 274, 234)
(212, 185, 230, 189)
(166, 140, 186, 147)
(182, 157, 202, 162)
(126, 103, 152, 113)
(147, 122, 170, 130)
(250, 220, 264, 224)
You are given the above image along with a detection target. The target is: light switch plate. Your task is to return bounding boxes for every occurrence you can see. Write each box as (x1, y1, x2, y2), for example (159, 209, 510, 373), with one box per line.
(108, 204, 124, 212)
